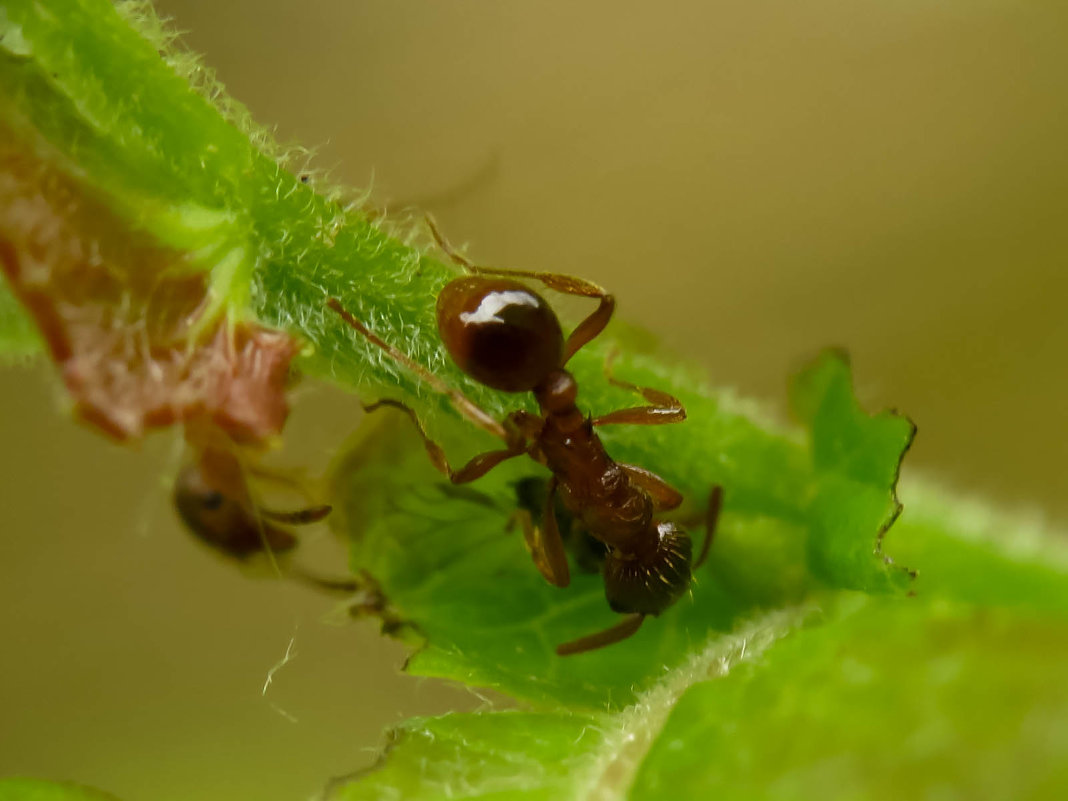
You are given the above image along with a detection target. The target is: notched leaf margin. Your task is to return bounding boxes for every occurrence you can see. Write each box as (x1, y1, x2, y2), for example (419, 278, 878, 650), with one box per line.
(323, 606, 815, 801)
(792, 349, 917, 593)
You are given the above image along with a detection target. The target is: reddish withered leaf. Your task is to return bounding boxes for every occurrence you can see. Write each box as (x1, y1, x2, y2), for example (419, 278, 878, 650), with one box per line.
(0, 128, 297, 444)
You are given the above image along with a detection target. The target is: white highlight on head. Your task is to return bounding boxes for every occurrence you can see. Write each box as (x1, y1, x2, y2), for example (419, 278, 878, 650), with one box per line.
(460, 291, 537, 326)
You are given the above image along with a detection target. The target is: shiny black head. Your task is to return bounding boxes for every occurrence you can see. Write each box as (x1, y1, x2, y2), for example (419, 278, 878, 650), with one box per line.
(437, 277, 564, 393)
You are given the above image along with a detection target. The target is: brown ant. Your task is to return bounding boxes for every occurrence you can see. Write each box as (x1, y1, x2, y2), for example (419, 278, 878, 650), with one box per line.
(173, 426, 356, 593)
(327, 218, 722, 655)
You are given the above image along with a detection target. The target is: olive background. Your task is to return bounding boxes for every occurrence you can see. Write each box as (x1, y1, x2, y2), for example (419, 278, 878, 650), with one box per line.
(1, 2, 1066, 799)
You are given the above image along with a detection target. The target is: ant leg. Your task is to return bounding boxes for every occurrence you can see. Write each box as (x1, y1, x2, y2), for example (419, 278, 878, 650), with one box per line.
(217, 461, 330, 523)
(592, 351, 686, 427)
(620, 464, 684, 512)
(366, 153, 500, 220)
(287, 566, 362, 595)
(537, 478, 571, 587)
(556, 614, 645, 656)
(364, 399, 524, 484)
(260, 504, 333, 525)
(245, 463, 311, 492)
(511, 477, 571, 588)
(433, 483, 500, 510)
(507, 408, 546, 441)
(327, 298, 507, 442)
(425, 215, 615, 364)
(237, 466, 333, 524)
(562, 295, 615, 365)
(695, 485, 724, 570)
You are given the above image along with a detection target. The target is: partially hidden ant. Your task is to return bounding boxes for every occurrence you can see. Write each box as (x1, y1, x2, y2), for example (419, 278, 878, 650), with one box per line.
(512, 475, 608, 576)
(327, 217, 723, 655)
(173, 428, 356, 594)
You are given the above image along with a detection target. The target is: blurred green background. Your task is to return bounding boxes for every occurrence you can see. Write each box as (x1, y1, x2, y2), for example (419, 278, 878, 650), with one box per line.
(1, 1, 1066, 799)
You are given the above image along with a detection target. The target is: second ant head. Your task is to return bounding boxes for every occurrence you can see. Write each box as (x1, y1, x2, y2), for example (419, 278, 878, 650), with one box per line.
(437, 276, 564, 393)
(174, 460, 297, 561)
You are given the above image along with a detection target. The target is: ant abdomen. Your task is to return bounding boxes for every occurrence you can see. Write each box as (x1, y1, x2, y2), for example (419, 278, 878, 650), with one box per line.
(437, 276, 564, 393)
(604, 523, 693, 616)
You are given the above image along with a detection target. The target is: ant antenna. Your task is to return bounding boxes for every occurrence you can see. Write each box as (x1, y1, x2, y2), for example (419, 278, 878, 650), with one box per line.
(287, 566, 361, 595)
(260, 505, 333, 525)
(326, 298, 508, 442)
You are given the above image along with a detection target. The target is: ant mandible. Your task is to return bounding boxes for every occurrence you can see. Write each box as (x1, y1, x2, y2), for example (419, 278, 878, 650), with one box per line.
(173, 426, 356, 593)
(327, 218, 723, 655)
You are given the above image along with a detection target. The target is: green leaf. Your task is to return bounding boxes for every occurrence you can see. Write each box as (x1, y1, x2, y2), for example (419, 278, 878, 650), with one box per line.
(0, 778, 121, 801)
(332, 710, 602, 801)
(329, 349, 1068, 798)
(329, 351, 912, 709)
(4, 4, 1067, 800)
(630, 596, 1068, 800)
(330, 595, 1068, 800)
(888, 481, 1068, 613)
(328, 608, 810, 801)
(790, 349, 917, 593)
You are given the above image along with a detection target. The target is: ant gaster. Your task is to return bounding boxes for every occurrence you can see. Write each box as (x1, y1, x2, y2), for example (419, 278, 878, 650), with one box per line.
(173, 426, 355, 593)
(327, 218, 723, 655)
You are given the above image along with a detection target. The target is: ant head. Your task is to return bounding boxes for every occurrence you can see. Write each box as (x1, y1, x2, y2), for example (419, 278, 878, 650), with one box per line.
(603, 522, 692, 616)
(437, 276, 564, 393)
(173, 462, 296, 560)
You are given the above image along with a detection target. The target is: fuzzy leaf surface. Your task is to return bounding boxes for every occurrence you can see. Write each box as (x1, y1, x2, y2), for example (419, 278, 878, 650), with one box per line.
(330, 352, 912, 709)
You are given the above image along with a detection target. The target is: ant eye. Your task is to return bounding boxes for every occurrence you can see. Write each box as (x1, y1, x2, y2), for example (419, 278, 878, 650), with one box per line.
(437, 277, 564, 393)
(200, 491, 225, 511)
